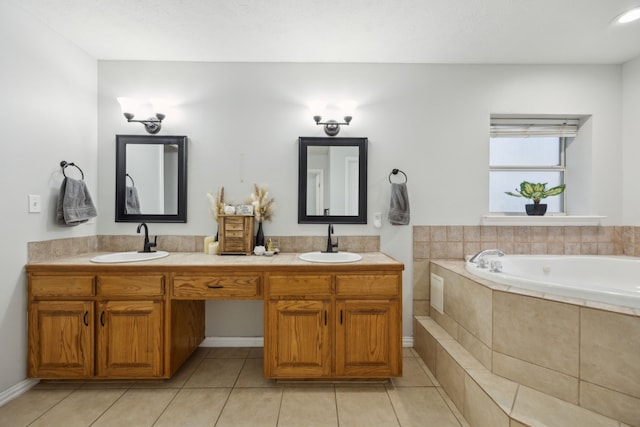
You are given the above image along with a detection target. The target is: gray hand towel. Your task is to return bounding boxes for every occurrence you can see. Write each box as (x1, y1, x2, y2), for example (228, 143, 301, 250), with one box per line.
(125, 185, 141, 214)
(55, 177, 97, 226)
(389, 182, 410, 225)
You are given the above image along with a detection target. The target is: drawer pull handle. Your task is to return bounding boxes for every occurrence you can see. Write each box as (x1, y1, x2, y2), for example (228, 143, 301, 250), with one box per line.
(340, 310, 343, 325)
(324, 310, 327, 326)
(100, 311, 105, 326)
(207, 285, 224, 289)
(83, 311, 89, 326)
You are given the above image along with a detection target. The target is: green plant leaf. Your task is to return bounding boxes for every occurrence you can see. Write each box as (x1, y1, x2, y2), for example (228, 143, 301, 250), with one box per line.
(543, 184, 566, 197)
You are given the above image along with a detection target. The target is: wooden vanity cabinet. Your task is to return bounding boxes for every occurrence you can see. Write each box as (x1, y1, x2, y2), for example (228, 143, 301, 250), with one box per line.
(28, 274, 165, 379)
(265, 274, 333, 378)
(335, 274, 401, 377)
(264, 271, 402, 379)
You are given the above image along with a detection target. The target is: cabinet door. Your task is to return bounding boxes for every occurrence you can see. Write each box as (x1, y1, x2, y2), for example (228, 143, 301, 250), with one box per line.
(266, 300, 331, 378)
(28, 301, 93, 378)
(96, 300, 163, 378)
(335, 299, 401, 377)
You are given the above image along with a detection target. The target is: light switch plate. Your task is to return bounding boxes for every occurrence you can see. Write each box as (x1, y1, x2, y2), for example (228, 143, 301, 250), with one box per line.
(28, 194, 41, 213)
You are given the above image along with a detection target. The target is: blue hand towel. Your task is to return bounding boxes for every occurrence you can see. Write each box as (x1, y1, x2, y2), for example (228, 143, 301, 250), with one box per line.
(56, 177, 97, 226)
(389, 182, 410, 225)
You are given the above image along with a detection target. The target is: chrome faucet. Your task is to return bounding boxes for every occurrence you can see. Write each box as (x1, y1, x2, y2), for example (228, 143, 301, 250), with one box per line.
(323, 223, 339, 253)
(137, 222, 157, 253)
(468, 248, 504, 268)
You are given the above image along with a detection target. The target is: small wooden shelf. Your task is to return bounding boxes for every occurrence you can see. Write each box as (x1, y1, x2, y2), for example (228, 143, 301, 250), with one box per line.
(217, 215, 255, 255)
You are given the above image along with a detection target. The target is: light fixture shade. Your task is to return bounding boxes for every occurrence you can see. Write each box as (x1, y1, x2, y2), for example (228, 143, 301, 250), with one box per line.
(149, 97, 170, 116)
(117, 97, 139, 116)
(617, 7, 640, 23)
(339, 99, 357, 117)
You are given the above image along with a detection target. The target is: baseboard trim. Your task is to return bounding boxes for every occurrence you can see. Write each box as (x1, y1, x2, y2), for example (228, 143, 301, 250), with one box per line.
(0, 378, 39, 407)
(200, 337, 264, 347)
(200, 336, 414, 348)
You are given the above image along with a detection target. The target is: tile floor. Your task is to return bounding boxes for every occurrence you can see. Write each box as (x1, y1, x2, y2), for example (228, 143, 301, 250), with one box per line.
(0, 347, 470, 427)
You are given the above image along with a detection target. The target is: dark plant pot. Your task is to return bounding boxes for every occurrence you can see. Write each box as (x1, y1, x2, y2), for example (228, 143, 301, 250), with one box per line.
(525, 203, 547, 216)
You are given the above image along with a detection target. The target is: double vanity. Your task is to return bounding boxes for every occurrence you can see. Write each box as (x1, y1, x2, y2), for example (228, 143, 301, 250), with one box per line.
(26, 251, 403, 381)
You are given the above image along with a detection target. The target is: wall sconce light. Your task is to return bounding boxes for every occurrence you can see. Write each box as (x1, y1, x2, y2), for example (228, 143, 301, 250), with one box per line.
(310, 100, 356, 136)
(117, 97, 166, 134)
(313, 115, 353, 136)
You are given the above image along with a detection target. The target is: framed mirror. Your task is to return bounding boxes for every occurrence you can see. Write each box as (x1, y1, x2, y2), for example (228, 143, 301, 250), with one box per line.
(298, 137, 368, 224)
(115, 135, 188, 222)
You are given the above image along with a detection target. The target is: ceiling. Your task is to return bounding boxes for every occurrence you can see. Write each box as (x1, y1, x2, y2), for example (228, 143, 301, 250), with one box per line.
(12, 0, 640, 64)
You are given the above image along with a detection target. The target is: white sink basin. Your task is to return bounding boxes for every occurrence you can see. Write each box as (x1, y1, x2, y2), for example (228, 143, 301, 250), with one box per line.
(90, 251, 169, 264)
(299, 251, 362, 263)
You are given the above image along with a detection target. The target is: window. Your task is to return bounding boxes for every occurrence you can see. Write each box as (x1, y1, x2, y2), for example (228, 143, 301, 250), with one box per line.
(489, 118, 578, 214)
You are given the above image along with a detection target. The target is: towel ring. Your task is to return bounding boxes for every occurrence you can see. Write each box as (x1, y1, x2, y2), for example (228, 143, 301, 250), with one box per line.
(126, 173, 135, 186)
(60, 161, 84, 180)
(388, 168, 407, 184)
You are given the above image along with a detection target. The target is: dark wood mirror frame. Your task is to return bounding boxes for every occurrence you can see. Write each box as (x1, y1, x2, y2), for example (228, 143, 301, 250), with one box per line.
(298, 137, 368, 224)
(115, 135, 188, 223)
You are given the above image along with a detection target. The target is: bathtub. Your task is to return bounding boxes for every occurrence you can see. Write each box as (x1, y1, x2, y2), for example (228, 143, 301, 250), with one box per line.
(465, 254, 640, 309)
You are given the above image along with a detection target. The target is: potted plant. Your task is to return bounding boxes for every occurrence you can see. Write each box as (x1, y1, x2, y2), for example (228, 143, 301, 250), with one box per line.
(505, 181, 566, 216)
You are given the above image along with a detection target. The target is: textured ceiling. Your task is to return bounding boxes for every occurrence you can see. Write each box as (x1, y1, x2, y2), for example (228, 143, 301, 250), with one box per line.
(11, 0, 640, 64)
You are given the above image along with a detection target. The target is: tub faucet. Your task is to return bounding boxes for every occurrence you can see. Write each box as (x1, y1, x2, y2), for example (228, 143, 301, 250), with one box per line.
(137, 222, 157, 253)
(323, 223, 339, 253)
(468, 248, 504, 268)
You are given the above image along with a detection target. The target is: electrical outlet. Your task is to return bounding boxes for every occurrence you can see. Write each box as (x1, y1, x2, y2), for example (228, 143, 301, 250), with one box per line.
(28, 194, 41, 213)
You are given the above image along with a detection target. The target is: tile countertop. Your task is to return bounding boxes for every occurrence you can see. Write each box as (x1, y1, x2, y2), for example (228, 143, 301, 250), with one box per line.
(26, 251, 404, 272)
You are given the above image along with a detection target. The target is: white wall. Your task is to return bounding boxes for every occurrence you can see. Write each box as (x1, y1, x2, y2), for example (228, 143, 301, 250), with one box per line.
(97, 61, 623, 340)
(623, 55, 640, 224)
(0, 3, 97, 393)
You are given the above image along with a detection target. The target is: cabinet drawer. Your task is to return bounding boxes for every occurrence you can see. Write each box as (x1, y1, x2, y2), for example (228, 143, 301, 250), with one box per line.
(97, 275, 165, 297)
(173, 275, 261, 299)
(225, 230, 245, 238)
(30, 275, 95, 297)
(268, 275, 332, 298)
(336, 274, 399, 297)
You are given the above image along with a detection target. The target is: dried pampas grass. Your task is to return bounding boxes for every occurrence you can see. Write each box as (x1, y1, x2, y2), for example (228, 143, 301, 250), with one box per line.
(250, 183, 275, 223)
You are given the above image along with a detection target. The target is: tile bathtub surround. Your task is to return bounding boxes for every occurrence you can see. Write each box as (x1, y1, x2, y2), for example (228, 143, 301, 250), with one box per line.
(413, 225, 631, 261)
(414, 316, 625, 427)
(27, 235, 380, 262)
(423, 261, 640, 425)
(0, 347, 468, 427)
(412, 225, 639, 337)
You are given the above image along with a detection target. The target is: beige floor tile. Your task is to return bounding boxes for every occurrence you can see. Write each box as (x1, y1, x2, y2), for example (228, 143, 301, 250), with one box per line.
(336, 385, 400, 427)
(207, 347, 251, 358)
(92, 388, 178, 427)
(387, 386, 460, 427)
(184, 358, 244, 388)
(390, 356, 434, 387)
(216, 387, 283, 427)
(248, 347, 264, 358)
(402, 347, 415, 358)
(154, 388, 231, 427)
(236, 358, 279, 388)
(30, 389, 126, 427)
(278, 386, 338, 427)
(0, 389, 72, 427)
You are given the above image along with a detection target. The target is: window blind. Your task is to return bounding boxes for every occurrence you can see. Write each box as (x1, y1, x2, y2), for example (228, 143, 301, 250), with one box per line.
(490, 118, 579, 138)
